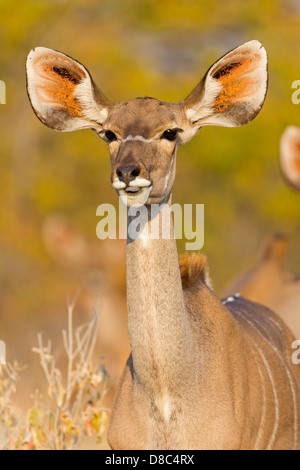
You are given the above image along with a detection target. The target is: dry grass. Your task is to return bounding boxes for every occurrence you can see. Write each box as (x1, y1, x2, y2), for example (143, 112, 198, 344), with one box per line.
(0, 293, 110, 450)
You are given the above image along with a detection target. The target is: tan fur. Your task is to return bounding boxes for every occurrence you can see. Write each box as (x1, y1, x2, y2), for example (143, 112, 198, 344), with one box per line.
(179, 252, 209, 290)
(25, 42, 300, 450)
(109, 212, 300, 449)
(222, 234, 300, 341)
(263, 233, 289, 262)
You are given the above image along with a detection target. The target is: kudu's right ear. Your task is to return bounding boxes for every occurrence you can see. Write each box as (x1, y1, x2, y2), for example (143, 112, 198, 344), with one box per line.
(280, 126, 300, 192)
(26, 47, 110, 132)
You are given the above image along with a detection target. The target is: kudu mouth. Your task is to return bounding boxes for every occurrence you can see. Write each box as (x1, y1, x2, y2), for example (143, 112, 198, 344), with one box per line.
(112, 177, 153, 207)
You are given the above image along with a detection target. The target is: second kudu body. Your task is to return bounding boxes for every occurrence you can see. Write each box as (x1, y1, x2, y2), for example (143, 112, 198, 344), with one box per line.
(222, 126, 300, 340)
(26, 41, 300, 449)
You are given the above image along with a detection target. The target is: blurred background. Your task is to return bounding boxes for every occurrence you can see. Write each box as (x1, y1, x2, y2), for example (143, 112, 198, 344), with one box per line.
(0, 0, 300, 424)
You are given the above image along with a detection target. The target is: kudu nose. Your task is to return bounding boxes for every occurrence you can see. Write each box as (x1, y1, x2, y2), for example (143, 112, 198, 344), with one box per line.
(116, 165, 141, 186)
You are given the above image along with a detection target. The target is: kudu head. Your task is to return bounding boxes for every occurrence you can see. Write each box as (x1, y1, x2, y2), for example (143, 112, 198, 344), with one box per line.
(26, 41, 268, 207)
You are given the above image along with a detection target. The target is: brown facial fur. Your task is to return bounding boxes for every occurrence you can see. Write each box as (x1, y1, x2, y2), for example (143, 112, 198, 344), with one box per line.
(105, 98, 183, 138)
(105, 99, 186, 204)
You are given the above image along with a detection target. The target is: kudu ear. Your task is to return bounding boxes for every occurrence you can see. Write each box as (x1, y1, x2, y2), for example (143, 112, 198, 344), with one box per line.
(26, 47, 110, 132)
(279, 126, 300, 192)
(180, 40, 268, 142)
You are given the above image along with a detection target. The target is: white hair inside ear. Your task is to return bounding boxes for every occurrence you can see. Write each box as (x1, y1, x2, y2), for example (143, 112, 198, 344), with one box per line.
(26, 47, 110, 132)
(180, 40, 268, 144)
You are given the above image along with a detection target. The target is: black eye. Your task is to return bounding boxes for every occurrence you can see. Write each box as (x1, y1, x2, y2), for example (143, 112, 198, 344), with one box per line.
(161, 129, 177, 141)
(104, 130, 117, 142)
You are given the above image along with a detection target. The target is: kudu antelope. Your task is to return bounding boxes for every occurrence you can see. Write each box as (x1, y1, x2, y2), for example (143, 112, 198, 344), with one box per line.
(26, 41, 300, 450)
(222, 126, 300, 340)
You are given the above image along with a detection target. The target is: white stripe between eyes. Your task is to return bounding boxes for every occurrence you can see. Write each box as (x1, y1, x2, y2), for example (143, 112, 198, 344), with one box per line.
(121, 135, 154, 143)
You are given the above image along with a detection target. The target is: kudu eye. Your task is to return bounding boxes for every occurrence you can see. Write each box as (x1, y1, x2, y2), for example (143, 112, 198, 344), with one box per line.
(104, 130, 117, 142)
(161, 129, 178, 141)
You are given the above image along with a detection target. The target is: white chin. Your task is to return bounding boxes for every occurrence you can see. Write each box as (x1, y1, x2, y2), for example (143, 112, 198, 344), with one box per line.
(119, 187, 152, 207)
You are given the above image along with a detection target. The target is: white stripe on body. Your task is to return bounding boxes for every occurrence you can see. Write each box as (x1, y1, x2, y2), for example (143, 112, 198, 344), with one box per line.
(234, 309, 297, 450)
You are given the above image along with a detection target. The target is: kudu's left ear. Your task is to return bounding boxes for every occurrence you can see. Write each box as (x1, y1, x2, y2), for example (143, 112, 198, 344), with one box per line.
(180, 40, 268, 143)
(26, 47, 110, 132)
(280, 126, 300, 192)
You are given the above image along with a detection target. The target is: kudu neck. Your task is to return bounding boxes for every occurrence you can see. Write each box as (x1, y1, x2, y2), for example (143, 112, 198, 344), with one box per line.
(125, 192, 192, 392)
